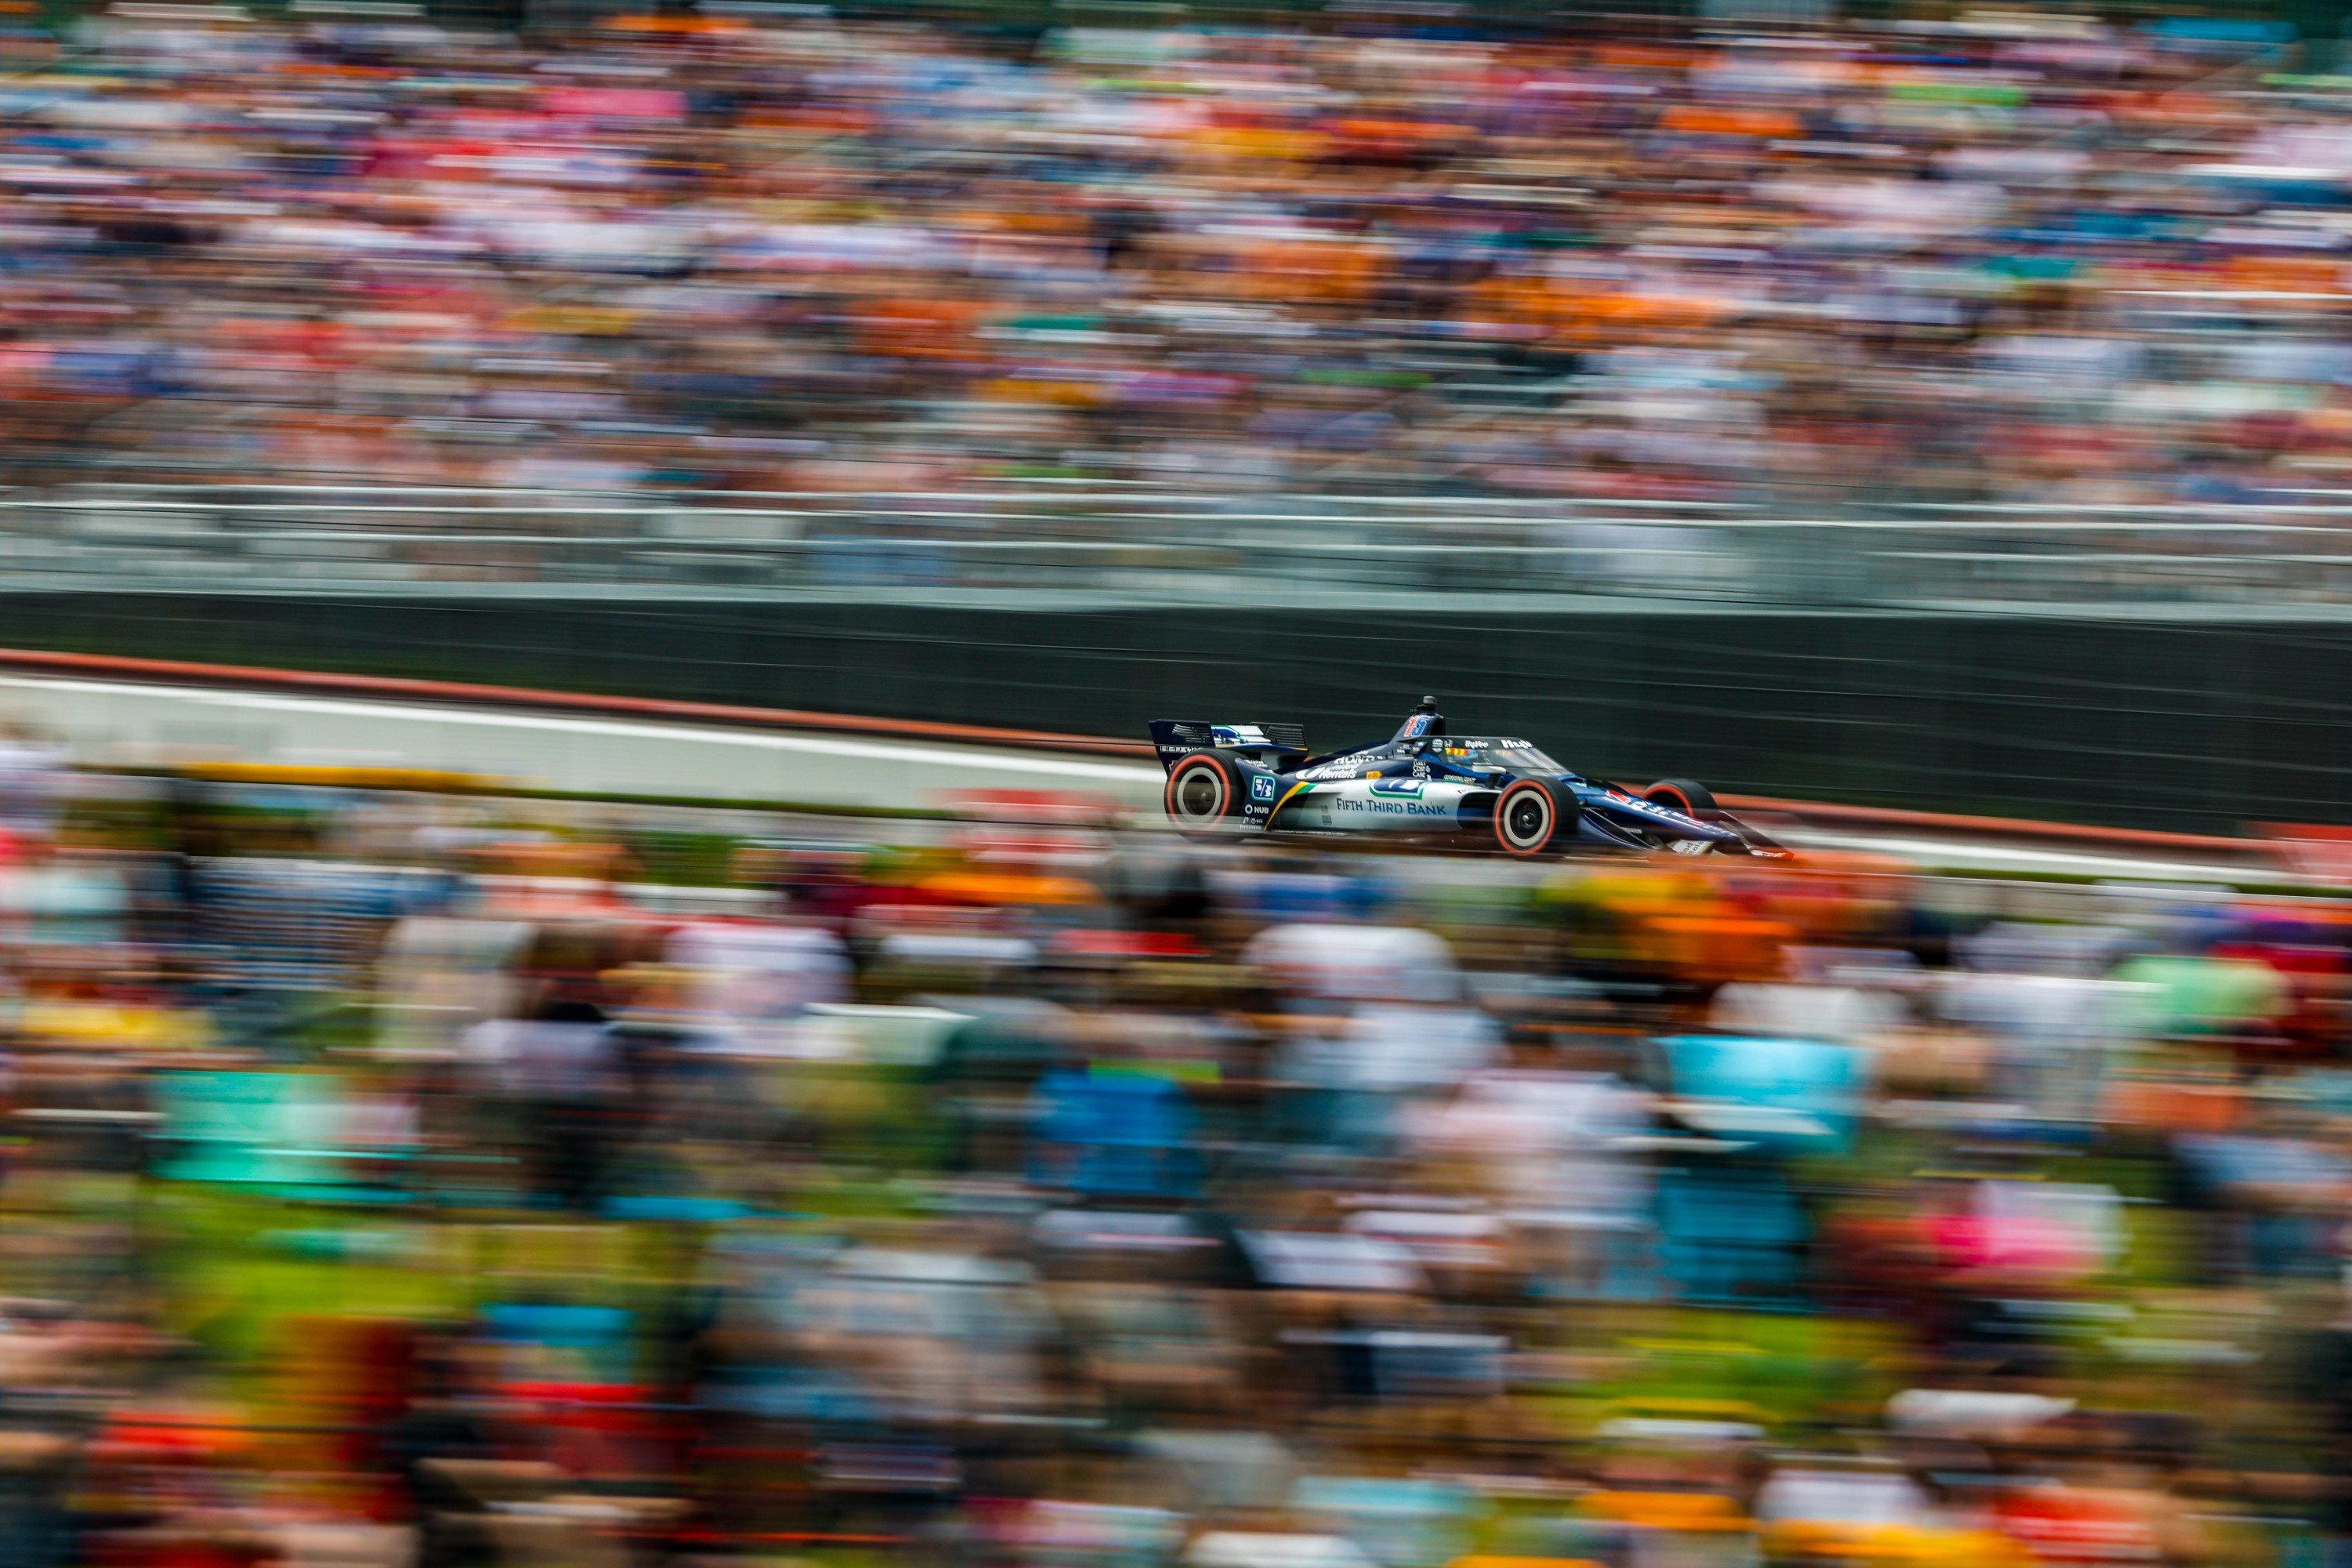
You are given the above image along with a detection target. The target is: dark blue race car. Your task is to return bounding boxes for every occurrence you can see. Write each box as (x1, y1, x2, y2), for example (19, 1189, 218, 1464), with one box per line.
(1150, 699, 1784, 858)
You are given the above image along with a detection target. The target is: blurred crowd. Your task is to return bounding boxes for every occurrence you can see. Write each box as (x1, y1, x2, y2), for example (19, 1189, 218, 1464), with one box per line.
(2, 2, 2352, 514)
(0, 750, 2347, 1565)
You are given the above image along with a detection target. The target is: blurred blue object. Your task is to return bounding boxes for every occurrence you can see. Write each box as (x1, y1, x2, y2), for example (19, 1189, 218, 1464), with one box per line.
(1029, 1069, 1202, 1198)
(1229, 871, 1388, 924)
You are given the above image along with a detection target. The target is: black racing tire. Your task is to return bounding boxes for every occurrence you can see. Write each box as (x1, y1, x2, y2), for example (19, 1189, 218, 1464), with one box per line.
(1642, 778, 1719, 816)
(1494, 778, 1576, 858)
(1165, 752, 1245, 840)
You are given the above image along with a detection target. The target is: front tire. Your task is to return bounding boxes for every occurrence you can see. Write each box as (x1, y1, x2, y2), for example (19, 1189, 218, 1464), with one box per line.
(1494, 779, 1576, 858)
(1642, 778, 1718, 816)
(1165, 752, 1244, 840)
(1643, 778, 1751, 855)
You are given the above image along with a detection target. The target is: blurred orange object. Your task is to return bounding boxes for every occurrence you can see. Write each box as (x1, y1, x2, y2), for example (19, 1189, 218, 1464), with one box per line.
(2103, 1079, 2241, 1132)
(1581, 1491, 1751, 1531)
(1658, 107, 1802, 138)
(604, 13, 746, 30)
(915, 871, 1098, 906)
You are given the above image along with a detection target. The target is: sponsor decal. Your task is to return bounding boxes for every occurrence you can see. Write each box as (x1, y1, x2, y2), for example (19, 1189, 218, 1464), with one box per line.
(1250, 775, 1277, 801)
(1320, 779, 1465, 821)
(1617, 793, 1695, 825)
(1335, 795, 1454, 818)
(1299, 763, 1358, 781)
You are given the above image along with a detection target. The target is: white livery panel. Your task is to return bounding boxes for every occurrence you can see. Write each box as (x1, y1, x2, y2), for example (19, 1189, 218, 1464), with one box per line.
(1276, 779, 1485, 832)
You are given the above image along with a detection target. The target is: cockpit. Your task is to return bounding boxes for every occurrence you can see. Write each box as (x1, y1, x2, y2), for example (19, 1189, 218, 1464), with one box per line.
(1418, 736, 1573, 776)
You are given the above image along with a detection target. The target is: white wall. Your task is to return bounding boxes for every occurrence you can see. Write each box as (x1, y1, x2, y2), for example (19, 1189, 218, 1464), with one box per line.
(0, 673, 1167, 812)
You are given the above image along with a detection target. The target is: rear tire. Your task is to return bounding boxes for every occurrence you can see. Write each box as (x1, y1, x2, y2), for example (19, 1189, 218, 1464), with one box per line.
(1165, 752, 1244, 840)
(1494, 779, 1576, 858)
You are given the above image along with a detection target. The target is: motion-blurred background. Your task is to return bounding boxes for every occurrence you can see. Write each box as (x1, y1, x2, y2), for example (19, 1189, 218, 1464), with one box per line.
(2, 0, 2352, 823)
(0, 2, 2350, 1566)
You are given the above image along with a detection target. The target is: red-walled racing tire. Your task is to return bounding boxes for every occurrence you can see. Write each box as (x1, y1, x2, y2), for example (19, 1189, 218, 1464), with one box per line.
(1642, 777, 1755, 855)
(1642, 778, 1718, 816)
(1494, 778, 1574, 858)
(1164, 752, 1245, 840)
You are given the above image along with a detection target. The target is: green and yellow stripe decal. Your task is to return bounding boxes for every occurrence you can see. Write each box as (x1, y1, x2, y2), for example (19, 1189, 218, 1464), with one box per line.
(1266, 779, 1316, 826)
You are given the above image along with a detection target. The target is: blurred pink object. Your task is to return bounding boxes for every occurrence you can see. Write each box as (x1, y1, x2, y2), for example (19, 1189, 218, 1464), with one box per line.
(541, 86, 688, 119)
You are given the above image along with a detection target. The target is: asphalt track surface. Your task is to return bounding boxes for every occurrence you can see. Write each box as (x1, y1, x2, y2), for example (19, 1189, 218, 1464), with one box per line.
(0, 648, 2310, 888)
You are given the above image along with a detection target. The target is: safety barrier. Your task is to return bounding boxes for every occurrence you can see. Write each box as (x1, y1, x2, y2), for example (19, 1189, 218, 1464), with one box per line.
(6, 486, 2352, 607)
(0, 647, 2289, 868)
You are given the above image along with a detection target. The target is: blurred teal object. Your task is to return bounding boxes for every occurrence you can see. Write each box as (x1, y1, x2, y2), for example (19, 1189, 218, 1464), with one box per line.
(2291, 1069, 2352, 1116)
(1657, 1163, 1809, 1307)
(600, 1195, 755, 1222)
(1290, 1475, 1474, 1568)
(481, 1304, 637, 1383)
(152, 1070, 343, 1186)
(2143, 16, 2292, 42)
(1655, 1036, 1867, 1152)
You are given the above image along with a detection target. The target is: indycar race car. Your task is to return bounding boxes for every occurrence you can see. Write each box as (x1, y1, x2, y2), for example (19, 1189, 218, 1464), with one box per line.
(1151, 699, 1784, 858)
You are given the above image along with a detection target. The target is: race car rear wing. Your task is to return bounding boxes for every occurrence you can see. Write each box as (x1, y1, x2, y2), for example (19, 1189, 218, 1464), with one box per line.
(1149, 720, 1308, 771)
